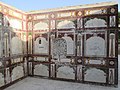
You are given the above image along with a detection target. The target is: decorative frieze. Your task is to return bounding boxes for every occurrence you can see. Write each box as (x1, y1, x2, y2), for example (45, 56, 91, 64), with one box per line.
(33, 14, 49, 20)
(110, 8, 116, 13)
(23, 15, 27, 20)
(57, 11, 76, 18)
(9, 9, 22, 19)
(77, 11, 82, 16)
(4, 8, 8, 13)
(85, 8, 107, 15)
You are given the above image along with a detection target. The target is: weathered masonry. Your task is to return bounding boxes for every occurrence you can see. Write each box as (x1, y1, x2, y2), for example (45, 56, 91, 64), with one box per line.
(0, 1, 119, 89)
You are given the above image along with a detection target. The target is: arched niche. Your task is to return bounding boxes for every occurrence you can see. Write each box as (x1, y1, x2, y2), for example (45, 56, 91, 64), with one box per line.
(9, 19, 22, 29)
(0, 73, 4, 87)
(52, 38, 67, 60)
(22, 34, 27, 54)
(11, 37, 22, 55)
(85, 36, 106, 57)
(34, 37, 48, 54)
(57, 20, 75, 29)
(0, 62, 2, 66)
(85, 18, 107, 28)
(84, 68, 106, 83)
(62, 34, 74, 55)
(57, 66, 75, 79)
(3, 15, 10, 27)
(12, 66, 24, 81)
(33, 22, 49, 30)
(28, 35, 32, 54)
(34, 64, 49, 76)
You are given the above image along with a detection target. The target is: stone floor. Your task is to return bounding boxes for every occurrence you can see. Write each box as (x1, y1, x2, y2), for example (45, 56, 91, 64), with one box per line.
(5, 77, 120, 90)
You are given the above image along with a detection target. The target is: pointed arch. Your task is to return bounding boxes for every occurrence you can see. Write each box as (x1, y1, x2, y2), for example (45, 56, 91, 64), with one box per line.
(57, 20, 75, 29)
(85, 18, 107, 28)
(34, 22, 49, 30)
(11, 37, 22, 55)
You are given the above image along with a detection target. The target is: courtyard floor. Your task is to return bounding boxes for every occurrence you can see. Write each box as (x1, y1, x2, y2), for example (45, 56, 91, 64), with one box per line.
(5, 77, 120, 90)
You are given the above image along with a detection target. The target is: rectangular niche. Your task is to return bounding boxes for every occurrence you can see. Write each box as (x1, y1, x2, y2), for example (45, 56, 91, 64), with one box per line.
(84, 67, 106, 83)
(109, 68, 115, 84)
(109, 16, 116, 27)
(5, 67, 10, 84)
(50, 64, 55, 78)
(109, 30, 116, 57)
(77, 65, 82, 81)
(77, 31, 83, 56)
